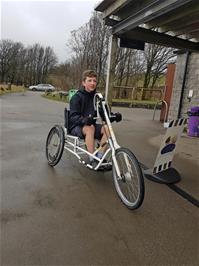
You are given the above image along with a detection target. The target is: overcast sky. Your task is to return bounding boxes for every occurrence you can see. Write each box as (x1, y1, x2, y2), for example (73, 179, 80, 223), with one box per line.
(1, 0, 100, 63)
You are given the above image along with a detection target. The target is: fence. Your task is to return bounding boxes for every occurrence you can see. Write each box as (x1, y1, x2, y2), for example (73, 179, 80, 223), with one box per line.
(112, 86, 164, 101)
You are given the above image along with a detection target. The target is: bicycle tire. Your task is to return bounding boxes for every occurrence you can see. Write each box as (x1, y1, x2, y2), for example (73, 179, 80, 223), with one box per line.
(46, 125, 65, 167)
(112, 147, 145, 209)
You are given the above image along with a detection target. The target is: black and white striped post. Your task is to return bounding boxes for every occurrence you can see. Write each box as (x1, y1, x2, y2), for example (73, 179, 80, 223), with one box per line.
(144, 118, 187, 184)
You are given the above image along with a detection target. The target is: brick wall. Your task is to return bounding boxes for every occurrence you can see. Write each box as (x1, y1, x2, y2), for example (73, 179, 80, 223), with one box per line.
(168, 52, 199, 120)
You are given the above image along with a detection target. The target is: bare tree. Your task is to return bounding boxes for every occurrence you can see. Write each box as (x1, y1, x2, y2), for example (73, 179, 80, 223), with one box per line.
(115, 47, 129, 85)
(0, 39, 16, 82)
(42, 46, 57, 83)
(6, 42, 25, 84)
(67, 12, 110, 88)
(0, 40, 58, 85)
(50, 62, 72, 90)
(114, 46, 145, 87)
(143, 44, 174, 88)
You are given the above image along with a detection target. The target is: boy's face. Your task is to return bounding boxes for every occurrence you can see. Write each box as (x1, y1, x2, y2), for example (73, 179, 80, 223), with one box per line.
(82, 76, 97, 92)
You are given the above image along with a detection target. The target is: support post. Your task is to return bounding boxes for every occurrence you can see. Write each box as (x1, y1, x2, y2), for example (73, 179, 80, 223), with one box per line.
(160, 63, 176, 122)
(105, 35, 117, 107)
(177, 51, 190, 119)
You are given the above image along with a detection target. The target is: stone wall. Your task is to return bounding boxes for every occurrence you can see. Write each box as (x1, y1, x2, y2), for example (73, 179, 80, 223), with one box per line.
(168, 52, 199, 120)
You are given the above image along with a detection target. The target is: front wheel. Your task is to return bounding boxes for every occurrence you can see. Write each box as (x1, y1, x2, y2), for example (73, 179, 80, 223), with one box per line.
(112, 148, 145, 209)
(46, 125, 65, 166)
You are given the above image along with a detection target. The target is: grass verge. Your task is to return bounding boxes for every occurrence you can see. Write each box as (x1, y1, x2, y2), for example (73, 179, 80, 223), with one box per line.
(42, 93, 161, 109)
(41, 93, 68, 103)
(0, 85, 25, 95)
(112, 99, 161, 109)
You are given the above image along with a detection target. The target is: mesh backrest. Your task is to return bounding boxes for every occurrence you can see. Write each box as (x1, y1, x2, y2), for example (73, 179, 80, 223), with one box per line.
(64, 107, 70, 133)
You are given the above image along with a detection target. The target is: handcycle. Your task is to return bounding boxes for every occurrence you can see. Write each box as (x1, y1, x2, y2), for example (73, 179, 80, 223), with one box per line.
(45, 93, 145, 209)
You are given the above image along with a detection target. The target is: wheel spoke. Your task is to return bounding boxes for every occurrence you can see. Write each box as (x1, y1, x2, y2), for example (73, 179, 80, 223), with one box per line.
(126, 184, 135, 201)
(126, 181, 138, 200)
(48, 133, 60, 157)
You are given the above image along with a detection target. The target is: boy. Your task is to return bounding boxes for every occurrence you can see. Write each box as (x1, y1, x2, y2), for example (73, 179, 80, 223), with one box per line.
(69, 70, 121, 166)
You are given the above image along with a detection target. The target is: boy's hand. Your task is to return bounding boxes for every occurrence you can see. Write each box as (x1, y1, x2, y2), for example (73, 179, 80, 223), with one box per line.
(115, 112, 122, 122)
(110, 112, 122, 123)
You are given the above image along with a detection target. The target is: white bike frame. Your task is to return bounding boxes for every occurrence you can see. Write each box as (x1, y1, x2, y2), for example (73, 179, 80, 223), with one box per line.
(64, 93, 122, 176)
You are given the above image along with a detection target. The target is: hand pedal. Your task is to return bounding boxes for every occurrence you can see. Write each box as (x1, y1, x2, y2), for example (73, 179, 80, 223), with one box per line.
(79, 159, 93, 169)
(79, 159, 86, 165)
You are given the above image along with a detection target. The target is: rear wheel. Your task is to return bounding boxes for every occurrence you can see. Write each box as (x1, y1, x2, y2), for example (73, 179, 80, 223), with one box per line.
(46, 125, 65, 166)
(112, 148, 145, 209)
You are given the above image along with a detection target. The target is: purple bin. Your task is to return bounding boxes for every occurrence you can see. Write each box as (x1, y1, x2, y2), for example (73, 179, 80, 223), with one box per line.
(188, 106, 199, 137)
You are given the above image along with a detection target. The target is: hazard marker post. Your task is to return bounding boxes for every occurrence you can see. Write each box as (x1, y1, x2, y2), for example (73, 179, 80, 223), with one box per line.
(144, 118, 187, 184)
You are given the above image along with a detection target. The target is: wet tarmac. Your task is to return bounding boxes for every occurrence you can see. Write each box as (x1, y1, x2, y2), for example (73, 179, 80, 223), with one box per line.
(1, 91, 198, 265)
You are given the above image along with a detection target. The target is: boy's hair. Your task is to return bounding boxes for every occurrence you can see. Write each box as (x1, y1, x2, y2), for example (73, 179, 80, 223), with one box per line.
(82, 70, 97, 81)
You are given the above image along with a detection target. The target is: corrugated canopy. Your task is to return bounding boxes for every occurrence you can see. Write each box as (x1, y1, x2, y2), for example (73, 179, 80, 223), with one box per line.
(95, 0, 199, 51)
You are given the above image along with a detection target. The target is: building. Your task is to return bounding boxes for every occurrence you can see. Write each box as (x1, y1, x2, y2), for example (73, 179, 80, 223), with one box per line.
(95, 0, 199, 120)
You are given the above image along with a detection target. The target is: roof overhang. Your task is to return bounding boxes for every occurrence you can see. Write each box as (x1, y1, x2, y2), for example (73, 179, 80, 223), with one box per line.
(95, 0, 199, 52)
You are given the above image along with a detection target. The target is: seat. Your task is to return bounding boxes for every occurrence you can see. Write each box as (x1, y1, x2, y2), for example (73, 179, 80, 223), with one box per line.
(64, 107, 70, 134)
(64, 108, 85, 142)
(64, 108, 100, 147)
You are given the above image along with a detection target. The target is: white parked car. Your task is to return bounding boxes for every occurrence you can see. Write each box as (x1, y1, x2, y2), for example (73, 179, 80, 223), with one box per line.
(28, 84, 55, 92)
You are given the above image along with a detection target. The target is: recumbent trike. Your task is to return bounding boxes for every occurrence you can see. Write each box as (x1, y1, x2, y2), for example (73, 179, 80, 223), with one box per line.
(46, 93, 145, 209)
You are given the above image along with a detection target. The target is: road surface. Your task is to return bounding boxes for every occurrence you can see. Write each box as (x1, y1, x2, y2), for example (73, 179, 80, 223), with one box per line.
(1, 91, 198, 265)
